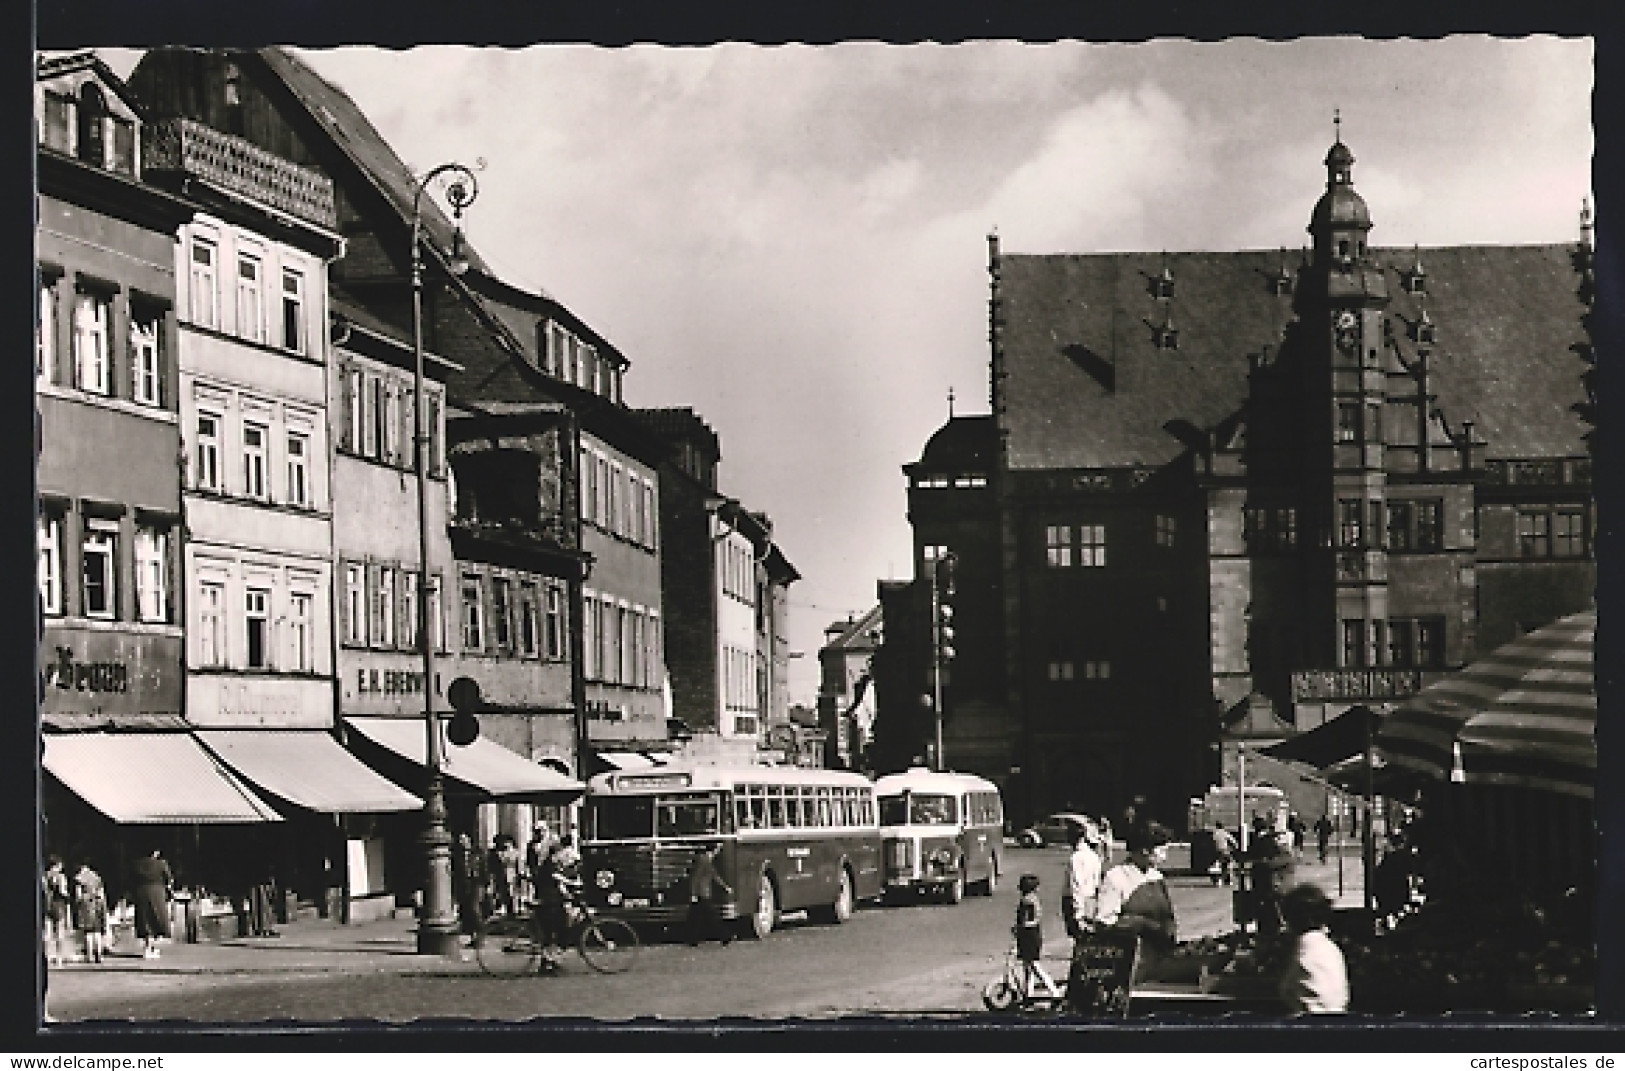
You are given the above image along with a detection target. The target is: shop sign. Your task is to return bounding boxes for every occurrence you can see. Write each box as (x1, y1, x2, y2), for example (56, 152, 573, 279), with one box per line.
(356, 667, 441, 696)
(46, 646, 130, 693)
(40, 627, 182, 720)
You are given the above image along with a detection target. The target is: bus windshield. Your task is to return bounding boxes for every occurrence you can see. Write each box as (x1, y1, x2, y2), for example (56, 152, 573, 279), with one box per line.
(879, 792, 957, 826)
(589, 793, 724, 841)
(589, 796, 653, 841)
(656, 794, 722, 837)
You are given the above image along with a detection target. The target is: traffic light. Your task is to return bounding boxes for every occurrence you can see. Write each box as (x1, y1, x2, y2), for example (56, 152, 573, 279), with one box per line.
(934, 553, 956, 664)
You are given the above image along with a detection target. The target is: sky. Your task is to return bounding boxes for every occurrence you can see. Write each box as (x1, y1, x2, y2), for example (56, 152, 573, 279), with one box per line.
(102, 37, 1593, 706)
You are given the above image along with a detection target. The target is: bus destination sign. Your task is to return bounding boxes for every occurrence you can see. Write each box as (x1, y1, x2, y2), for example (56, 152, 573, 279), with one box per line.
(613, 773, 692, 791)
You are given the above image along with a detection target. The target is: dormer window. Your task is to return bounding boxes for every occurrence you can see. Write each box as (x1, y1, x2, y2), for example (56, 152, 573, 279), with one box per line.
(1337, 239, 1351, 261)
(1273, 260, 1294, 296)
(1154, 313, 1179, 350)
(76, 83, 106, 168)
(41, 91, 74, 154)
(223, 62, 242, 106)
(1154, 265, 1175, 300)
(1413, 310, 1436, 345)
(1403, 248, 1428, 294)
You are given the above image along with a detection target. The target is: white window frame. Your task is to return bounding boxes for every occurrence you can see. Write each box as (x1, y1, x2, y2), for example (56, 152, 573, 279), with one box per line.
(288, 590, 313, 672)
(134, 527, 168, 623)
(189, 236, 219, 329)
(196, 411, 222, 492)
(1080, 524, 1107, 567)
(544, 583, 564, 660)
(518, 581, 539, 657)
(244, 587, 271, 669)
(280, 267, 305, 354)
(286, 429, 310, 507)
(581, 590, 598, 679)
(129, 312, 162, 406)
(38, 280, 56, 387)
(242, 421, 269, 500)
(344, 563, 367, 646)
(38, 515, 62, 615)
(81, 519, 118, 620)
(197, 579, 225, 666)
(427, 574, 446, 652)
(73, 291, 110, 396)
(402, 571, 420, 650)
(236, 250, 265, 343)
(461, 574, 485, 652)
(375, 567, 396, 649)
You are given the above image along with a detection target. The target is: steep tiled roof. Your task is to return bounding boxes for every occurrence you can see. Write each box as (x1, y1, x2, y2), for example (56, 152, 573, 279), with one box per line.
(632, 407, 722, 459)
(997, 245, 1589, 471)
(256, 48, 496, 280)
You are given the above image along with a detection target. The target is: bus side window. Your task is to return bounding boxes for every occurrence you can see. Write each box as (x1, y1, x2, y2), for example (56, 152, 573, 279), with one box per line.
(816, 788, 832, 827)
(840, 788, 854, 827)
(766, 789, 784, 828)
(734, 797, 750, 829)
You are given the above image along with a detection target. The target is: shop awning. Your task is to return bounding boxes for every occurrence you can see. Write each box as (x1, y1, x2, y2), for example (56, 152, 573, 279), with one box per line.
(344, 718, 585, 801)
(195, 730, 423, 814)
(43, 732, 283, 824)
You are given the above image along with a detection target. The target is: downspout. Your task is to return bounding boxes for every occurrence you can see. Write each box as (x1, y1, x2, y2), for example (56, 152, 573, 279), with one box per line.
(564, 409, 590, 783)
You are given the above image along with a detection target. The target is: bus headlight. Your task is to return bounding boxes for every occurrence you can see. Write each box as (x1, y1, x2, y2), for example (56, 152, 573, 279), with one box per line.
(607, 891, 623, 906)
(595, 869, 616, 889)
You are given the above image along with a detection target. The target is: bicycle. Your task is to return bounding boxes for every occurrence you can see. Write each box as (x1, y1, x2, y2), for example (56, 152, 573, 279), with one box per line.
(982, 943, 1067, 1013)
(474, 881, 640, 976)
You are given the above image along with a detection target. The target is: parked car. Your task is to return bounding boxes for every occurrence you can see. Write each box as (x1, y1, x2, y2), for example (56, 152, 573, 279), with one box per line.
(1019, 812, 1092, 848)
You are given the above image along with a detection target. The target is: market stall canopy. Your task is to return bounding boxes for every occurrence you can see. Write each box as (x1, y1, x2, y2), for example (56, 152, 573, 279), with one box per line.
(344, 717, 584, 800)
(1379, 610, 1596, 799)
(43, 732, 283, 823)
(196, 730, 423, 813)
(1260, 705, 1381, 769)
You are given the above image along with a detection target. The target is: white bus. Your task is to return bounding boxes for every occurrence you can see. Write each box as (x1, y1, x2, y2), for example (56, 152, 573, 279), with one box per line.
(874, 767, 1004, 904)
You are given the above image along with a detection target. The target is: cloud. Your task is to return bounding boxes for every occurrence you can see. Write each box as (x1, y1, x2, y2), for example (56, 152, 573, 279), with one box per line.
(948, 83, 1204, 253)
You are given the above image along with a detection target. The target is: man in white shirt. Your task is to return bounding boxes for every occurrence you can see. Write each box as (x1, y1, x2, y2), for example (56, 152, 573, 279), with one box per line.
(1061, 819, 1104, 939)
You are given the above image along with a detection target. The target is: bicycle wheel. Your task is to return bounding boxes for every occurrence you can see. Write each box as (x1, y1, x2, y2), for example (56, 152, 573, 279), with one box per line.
(475, 912, 544, 976)
(578, 917, 639, 974)
(982, 977, 1020, 1012)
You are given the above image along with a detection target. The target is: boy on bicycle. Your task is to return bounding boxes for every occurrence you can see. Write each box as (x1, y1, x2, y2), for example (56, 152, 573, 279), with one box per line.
(1014, 873, 1062, 1002)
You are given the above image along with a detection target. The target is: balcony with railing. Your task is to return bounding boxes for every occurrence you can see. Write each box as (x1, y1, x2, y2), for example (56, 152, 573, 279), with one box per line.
(1290, 667, 1425, 702)
(144, 118, 336, 230)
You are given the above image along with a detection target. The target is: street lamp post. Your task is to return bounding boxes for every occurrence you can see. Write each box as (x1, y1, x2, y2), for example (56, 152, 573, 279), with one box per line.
(410, 162, 478, 958)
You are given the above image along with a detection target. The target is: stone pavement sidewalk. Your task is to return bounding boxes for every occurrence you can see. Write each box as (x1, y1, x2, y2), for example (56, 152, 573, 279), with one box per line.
(46, 911, 481, 1013)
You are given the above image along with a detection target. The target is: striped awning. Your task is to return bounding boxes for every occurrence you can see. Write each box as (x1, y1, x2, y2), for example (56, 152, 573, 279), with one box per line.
(1378, 610, 1596, 798)
(44, 732, 284, 824)
(345, 717, 585, 801)
(195, 731, 423, 814)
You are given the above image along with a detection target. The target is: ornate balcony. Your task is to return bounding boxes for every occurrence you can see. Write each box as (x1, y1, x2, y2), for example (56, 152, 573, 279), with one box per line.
(1290, 668, 1423, 702)
(145, 118, 336, 230)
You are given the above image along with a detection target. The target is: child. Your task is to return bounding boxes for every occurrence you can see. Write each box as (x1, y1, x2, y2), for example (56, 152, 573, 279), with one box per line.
(1277, 884, 1349, 1014)
(73, 862, 108, 964)
(1013, 874, 1061, 1001)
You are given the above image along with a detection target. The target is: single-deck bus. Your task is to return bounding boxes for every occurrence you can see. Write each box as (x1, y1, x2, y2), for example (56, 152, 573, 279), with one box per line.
(580, 764, 883, 939)
(875, 767, 1004, 903)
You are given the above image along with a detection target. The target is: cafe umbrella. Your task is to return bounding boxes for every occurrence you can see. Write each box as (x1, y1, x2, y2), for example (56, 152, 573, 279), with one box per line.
(1378, 610, 1596, 799)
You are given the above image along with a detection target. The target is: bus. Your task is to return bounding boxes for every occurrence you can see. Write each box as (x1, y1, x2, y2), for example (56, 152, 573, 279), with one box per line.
(580, 764, 883, 939)
(873, 767, 1004, 904)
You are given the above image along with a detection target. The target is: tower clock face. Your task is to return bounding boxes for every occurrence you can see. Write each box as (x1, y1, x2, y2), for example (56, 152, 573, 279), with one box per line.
(1335, 309, 1359, 350)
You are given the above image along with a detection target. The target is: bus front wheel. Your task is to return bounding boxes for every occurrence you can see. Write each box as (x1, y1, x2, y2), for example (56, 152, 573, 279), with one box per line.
(749, 873, 778, 939)
(943, 874, 965, 905)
